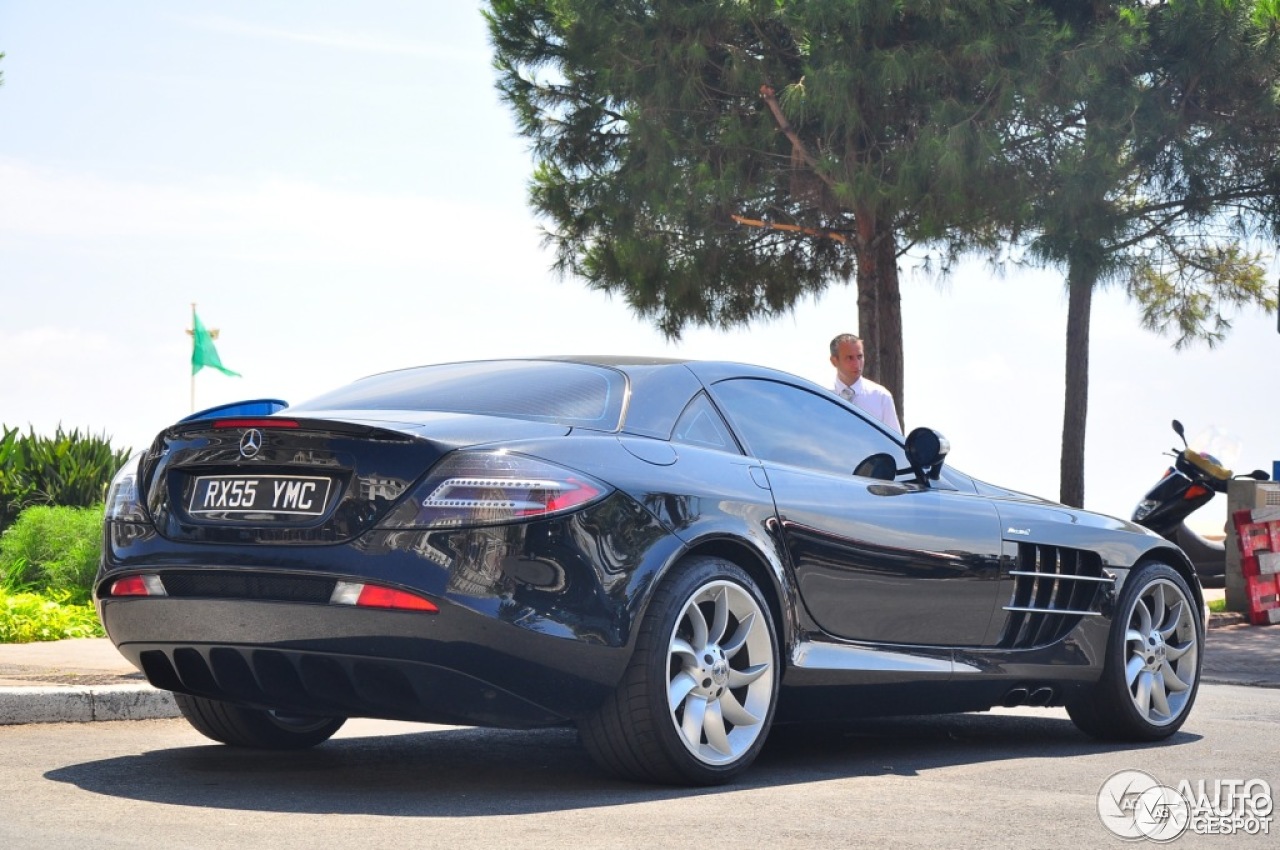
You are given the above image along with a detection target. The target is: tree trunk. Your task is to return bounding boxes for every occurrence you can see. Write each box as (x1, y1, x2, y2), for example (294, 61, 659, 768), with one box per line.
(854, 209, 881, 383)
(854, 210, 905, 423)
(875, 222, 904, 425)
(1059, 256, 1095, 508)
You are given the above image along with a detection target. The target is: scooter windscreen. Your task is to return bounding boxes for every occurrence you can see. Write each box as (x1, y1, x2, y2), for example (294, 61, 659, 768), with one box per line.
(1182, 425, 1243, 480)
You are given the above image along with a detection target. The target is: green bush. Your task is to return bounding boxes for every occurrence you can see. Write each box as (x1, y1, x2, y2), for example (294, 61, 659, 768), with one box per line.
(0, 589, 104, 642)
(0, 424, 131, 532)
(0, 504, 104, 602)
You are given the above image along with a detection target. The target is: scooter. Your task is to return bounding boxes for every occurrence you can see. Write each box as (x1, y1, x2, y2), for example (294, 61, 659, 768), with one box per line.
(1132, 419, 1270, 587)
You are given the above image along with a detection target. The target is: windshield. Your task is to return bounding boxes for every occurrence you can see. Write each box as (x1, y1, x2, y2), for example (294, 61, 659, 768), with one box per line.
(1187, 424, 1242, 471)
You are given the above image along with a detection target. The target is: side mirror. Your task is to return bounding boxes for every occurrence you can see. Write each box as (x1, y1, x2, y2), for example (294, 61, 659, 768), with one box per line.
(904, 427, 949, 486)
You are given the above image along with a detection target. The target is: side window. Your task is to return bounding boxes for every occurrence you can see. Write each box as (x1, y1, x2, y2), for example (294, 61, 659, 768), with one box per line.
(672, 393, 740, 453)
(711, 378, 907, 477)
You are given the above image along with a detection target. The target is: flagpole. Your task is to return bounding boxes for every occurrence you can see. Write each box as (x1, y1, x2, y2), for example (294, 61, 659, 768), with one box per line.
(190, 302, 196, 413)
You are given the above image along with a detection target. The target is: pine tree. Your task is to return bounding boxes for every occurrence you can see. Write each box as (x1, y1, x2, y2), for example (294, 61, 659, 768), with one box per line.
(487, 0, 1062, 423)
(1015, 1, 1280, 505)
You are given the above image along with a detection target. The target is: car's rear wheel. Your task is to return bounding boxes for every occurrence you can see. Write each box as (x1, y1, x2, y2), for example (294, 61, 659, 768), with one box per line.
(175, 693, 346, 749)
(1068, 563, 1202, 741)
(579, 556, 779, 785)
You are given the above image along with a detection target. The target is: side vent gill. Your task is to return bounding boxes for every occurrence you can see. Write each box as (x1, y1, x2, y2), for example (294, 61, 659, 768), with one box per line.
(998, 543, 1113, 649)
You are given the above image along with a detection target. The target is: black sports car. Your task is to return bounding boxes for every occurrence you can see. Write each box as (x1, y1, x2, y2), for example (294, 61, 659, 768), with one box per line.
(98, 357, 1204, 785)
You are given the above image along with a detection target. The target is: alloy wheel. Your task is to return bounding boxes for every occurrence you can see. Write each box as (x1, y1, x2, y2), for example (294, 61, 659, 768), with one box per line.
(666, 579, 774, 765)
(1122, 577, 1199, 726)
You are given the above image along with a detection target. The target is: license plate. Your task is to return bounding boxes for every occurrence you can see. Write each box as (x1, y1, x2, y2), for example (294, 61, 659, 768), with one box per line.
(188, 475, 332, 517)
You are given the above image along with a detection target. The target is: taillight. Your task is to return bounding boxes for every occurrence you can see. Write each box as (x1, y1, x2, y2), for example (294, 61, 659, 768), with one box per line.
(330, 581, 438, 612)
(378, 450, 611, 529)
(108, 574, 167, 597)
(104, 452, 147, 523)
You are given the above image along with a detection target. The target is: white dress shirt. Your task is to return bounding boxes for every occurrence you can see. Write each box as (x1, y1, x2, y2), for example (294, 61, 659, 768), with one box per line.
(834, 376, 902, 435)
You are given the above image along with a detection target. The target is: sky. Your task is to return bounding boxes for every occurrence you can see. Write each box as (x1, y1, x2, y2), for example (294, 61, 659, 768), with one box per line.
(2, 0, 1278, 533)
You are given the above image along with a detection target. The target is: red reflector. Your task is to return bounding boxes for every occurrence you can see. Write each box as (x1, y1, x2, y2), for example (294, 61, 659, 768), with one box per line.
(356, 586, 439, 613)
(1184, 485, 1209, 500)
(110, 576, 151, 597)
(213, 419, 299, 429)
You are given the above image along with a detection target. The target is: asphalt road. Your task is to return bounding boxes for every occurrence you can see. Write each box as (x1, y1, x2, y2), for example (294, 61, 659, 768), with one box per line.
(1, 683, 1275, 850)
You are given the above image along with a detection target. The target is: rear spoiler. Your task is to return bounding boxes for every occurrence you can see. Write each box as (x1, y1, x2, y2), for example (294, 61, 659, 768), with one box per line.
(179, 398, 289, 423)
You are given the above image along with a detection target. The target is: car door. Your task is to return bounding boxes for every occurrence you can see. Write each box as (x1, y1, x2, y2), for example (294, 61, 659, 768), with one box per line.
(709, 377, 1005, 647)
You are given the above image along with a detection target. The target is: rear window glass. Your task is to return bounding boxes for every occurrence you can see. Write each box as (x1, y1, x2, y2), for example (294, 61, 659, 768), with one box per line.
(289, 360, 626, 430)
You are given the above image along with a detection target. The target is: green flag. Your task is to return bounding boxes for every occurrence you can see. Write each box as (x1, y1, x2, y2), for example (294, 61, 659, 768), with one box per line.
(191, 310, 241, 377)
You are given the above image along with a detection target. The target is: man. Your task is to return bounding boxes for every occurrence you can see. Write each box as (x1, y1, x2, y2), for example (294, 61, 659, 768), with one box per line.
(829, 333, 902, 434)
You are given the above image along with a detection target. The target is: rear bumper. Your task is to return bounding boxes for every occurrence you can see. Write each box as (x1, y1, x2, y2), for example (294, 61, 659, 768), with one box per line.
(97, 492, 685, 724)
(99, 597, 623, 727)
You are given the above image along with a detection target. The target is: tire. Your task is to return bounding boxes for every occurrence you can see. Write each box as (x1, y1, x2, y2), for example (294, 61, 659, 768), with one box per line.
(1068, 563, 1202, 741)
(579, 556, 779, 785)
(175, 693, 346, 750)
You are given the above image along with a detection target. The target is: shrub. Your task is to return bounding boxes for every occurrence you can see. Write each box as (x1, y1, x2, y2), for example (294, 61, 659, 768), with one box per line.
(0, 589, 104, 642)
(0, 504, 103, 602)
(0, 424, 131, 532)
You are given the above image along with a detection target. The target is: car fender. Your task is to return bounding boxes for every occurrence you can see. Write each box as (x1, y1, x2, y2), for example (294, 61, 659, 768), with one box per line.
(994, 498, 1202, 612)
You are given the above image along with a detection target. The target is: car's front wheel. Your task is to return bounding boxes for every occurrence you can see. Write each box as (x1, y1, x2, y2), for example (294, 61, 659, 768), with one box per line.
(1068, 563, 1202, 741)
(175, 693, 346, 749)
(579, 556, 779, 785)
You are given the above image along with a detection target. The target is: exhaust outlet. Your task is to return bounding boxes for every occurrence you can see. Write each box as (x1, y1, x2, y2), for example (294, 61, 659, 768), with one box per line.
(1027, 687, 1055, 707)
(1001, 687, 1030, 707)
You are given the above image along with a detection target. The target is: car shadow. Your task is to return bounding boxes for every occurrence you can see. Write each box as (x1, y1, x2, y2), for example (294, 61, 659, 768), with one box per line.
(45, 712, 1202, 816)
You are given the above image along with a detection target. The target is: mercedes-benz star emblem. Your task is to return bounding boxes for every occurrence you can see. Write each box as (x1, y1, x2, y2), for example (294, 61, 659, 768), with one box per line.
(239, 429, 263, 459)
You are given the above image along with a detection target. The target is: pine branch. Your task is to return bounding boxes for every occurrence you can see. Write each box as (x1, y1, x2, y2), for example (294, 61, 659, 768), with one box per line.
(757, 84, 836, 192)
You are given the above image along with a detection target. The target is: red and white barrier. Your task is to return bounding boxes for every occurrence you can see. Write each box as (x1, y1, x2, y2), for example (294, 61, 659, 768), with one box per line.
(1232, 508, 1280, 625)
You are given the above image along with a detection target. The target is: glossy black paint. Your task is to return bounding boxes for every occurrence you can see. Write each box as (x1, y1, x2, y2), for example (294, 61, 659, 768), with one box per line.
(99, 356, 1195, 730)
(1136, 467, 1216, 538)
(769, 470, 1004, 646)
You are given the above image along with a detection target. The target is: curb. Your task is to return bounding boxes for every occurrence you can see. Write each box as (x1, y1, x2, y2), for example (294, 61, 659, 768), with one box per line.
(1201, 675, 1280, 689)
(0, 684, 178, 725)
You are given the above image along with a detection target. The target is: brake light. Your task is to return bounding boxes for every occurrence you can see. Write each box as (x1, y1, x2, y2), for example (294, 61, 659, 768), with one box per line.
(213, 419, 299, 429)
(538, 478, 601, 513)
(423, 474, 601, 517)
(330, 581, 438, 612)
(378, 451, 611, 529)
